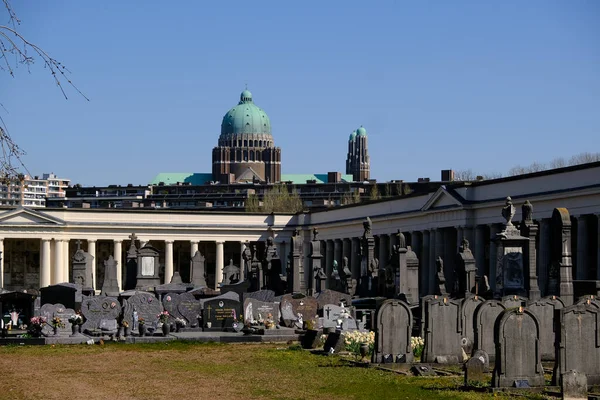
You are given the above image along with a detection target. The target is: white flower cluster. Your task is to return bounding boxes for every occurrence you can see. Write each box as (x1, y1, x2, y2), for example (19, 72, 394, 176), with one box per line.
(343, 330, 375, 346)
(410, 336, 424, 350)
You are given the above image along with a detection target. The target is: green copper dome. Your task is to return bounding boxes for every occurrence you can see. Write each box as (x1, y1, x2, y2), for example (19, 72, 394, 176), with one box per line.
(357, 126, 367, 136)
(221, 90, 271, 137)
(349, 130, 357, 141)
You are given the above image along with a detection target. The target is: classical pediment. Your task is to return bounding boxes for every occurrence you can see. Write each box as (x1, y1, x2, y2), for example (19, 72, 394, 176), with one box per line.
(0, 207, 65, 225)
(421, 186, 464, 211)
(235, 167, 262, 183)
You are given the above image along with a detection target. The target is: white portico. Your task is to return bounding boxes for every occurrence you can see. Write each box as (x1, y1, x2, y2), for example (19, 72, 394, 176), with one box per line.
(0, 162, 599, 296)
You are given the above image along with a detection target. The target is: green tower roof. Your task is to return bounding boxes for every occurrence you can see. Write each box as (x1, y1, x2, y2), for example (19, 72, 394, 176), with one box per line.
(221, 90, 271, 137)
(357, 126, 367, 136)
(349, 130, 357, 141)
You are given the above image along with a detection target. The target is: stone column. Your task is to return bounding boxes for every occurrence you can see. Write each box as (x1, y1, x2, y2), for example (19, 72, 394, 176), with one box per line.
(462, 227, 474, 248)
(411, 231, 421, 258)
(597, 214, 600, 280)
(53, 239, 64, 284)
(164, 240, 174, 284)
(443, 228, 456, 293)
(40, 239, 51, 288)
(378, 234, 388, 267)
(215, 241, 224, 289)
(488, 224, 500, 292)
(456, 227, 464, 250)
(113, 239, 122, 291)
(280, 240, 289, 276)
(325, 240, 334, 288)
(421, 230, 430, 296)
(239, 241, 246, 281)
(334, 239, 342, 271)
(63, 240, 70, 283)
(429, 229, 437, 294)
(538, 219, 551, 296)
(342, 238, 350, 265)
(351, 238, 360, 280)
(88, 239, 97, 290)
(0, 238, 3, 288)
(474, 225, 486, 277)
(576, 215, 588, 280)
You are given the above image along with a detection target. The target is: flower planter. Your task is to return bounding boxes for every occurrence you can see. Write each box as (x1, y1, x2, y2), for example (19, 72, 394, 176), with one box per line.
(161, 323, 170, 337)
(360, 343, 370, 361)
(232, 322, 242, 333)
(139, 325, 146, 337)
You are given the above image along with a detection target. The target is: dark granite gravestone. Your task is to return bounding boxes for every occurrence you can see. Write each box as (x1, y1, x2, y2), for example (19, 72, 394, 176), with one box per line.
(80, 296, 121, 333)
(39, 303, 75, 336)
(162, 293, 186, 321)
(122, 292, 163, 330)
(155, 272, 193, 298)
(527, 296, 564, 361)
(243, 290, 275, 303)
(40, 283, 81, 311)
(279, 294, 318, 328)
(422, 296, 463, 364)
(323, 330, 345, 354)
(492, 307, 544, 387)
(177, 292, 202, 327)
(502, 295, 527, 309)
(188, 286, 219, 298)
(474, 300, 506, 362)
(315, 289, 352, 310)
(372, 299, 413, 363)
(124, 233, 139, 291)
(289, 228, 305, 294)
(202, 298, 241, 331)
(460, 295, 484, 353)
(101, 256, 120, 296)
(552, 301, 600, 385)
(243, 298, 280, 326)
(561, 370, 588, 400)
(309, 229, 325, 296)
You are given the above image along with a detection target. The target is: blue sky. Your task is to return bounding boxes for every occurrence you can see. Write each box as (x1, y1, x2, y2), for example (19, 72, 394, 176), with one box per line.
(2, 1, 599, 186)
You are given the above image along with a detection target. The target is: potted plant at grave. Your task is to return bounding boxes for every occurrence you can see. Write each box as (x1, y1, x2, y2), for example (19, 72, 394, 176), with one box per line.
(343, 330, 375, 362)
(174, 318, 186, 332)
(68, 312, 83, 336)
(28, 316, 47, 338)
(410, 336, 425, 362)
(264, 313, 275, 330)
(158, 311, 170, 336)
(138, 318, 146, 337)
(51, 316, 65, 336)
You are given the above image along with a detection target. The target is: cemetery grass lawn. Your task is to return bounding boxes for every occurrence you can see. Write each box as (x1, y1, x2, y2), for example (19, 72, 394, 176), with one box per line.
(0, 342, 547, 400)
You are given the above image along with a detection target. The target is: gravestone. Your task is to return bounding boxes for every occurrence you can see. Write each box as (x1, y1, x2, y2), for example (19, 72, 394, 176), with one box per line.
(155, 272, 193, 297)
(221, 259, 240, 286)
(435, 257, 448, 296)
(527, 296, 564, 361)
(71, 240, 94, 291)
(464, 356, 487, 387)
(456, 239, 476, 297)
(419, 295, 441, 338)
(80, 296, 121, 333)
(502, 295, 528, 309)
(548, 208, 574, 306)
(474, 300, 506, 362)
(405, 245, 419, 304)
(289, 228, 305, 294)
(372, 299, 413, 363)
(492, 307, 544, 387)
(122, 292, 163, 329)
(315, 289, 352, 310)
(279, 294, 318, 328)
(39, 303, 75, 336)
(243, 298, 280, 325)
(460, 295, 484, 353)
(323, 330, 345, 354)
(561, 370, 588, 400)
(136, 243, 161, 291)
(124, 233, 139, 290)
(520, 201, 541, 301)
(220, 280, 251, 301)
(309, 228, 326, 295)
(190, 251, 207, 287)
(101, 256, 120, 296)
(162, 293, 186, 321)
(200, 291, 240, 307)
(202, 297, 241, 331)
(243, 290, 275, 303)
(552, 301, 600, 385)
(40, 283, 81, 311)
(177, 292, 202, 327)
(422, 296, 463, 364)
(321, 303, 359, 331)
